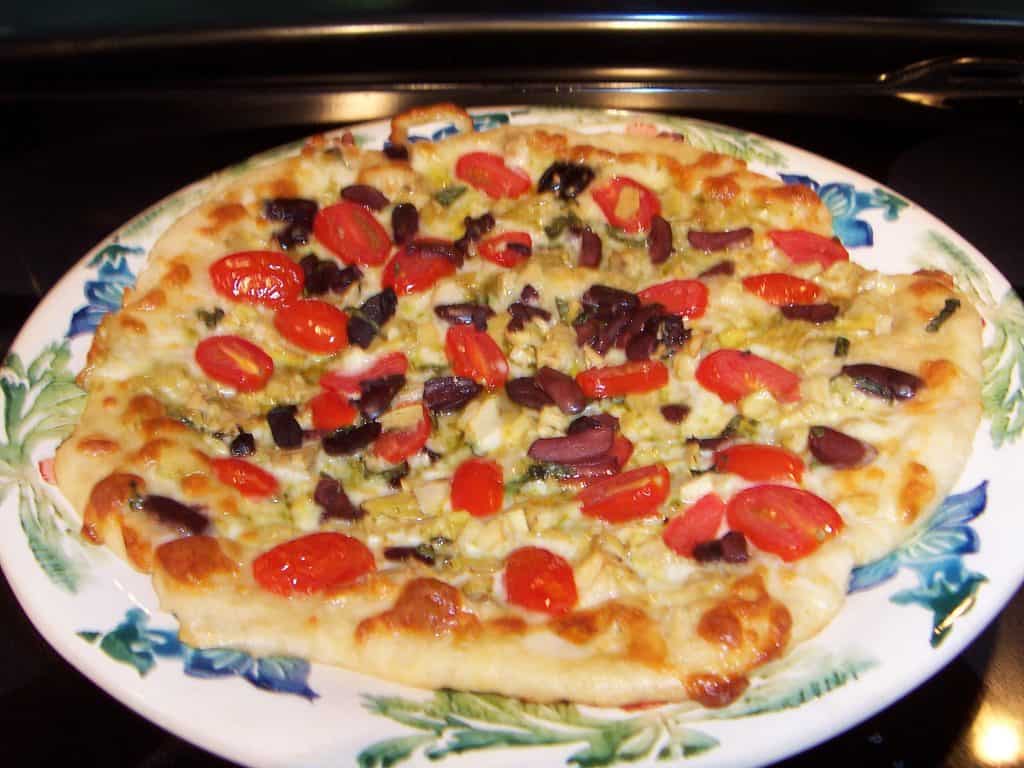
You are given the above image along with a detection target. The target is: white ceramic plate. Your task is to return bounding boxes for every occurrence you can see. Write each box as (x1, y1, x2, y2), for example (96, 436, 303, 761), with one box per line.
(2, 107, 1023, 768)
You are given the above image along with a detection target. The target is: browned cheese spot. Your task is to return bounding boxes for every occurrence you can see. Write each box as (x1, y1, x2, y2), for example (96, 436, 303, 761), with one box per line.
(684, 673, 750, 708)
(756, 182, 820, 208)
(156, 536, 237, 586)
(201, 202, 248, 235)
(702, 174, 741, 204)
(133, 438, 173, 466)
(485, 616, 529, 635)
(132, 289, 166, 312)
(551, 602, 668, 668)
(77, 436, 120, 456)
(142, 417, 189, 439)
(911, 269, 955, 291)
(269, 178, 299, 198)
(82, 473, 144, 543)
(356, 578, 480, 642)
(899, 461, 935, 523)
(163, 262, 192, 288)
(126, 394, 165, 425)
(118, 315, 147, 335)
(920, 359, 959, 391)
(697, 574, 792, 667)
(181, 472, 213, 498)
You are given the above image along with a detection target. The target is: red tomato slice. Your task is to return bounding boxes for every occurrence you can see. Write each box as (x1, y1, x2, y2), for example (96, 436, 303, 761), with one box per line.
(504, 546, 578, 615)
(769, 229, 849, 268)
(209, 250, 305, 309)
(253, 532, 375, 596)
(445, 326, 509, 389)
(372, 403, 431, 464)
(309, 390, 357, 431)
(211, 457, 279, 499)
(663, 493, 725, 557)
(195, 335, 274, 392)
(383, 239, 458, 296)
(313, 201, 392, 266)
(478, 232, 532, 268)
(726, 484, 844, 561)
(455, 152, 531, 199)
(638, 279, 709, 319)
(576, 360, 669, 399)
(320, 352, 409, 398)
(450, 457, 504, 517)
(695, 349, 801, 404)
(591, 177, 661, 233)
(742, 273, 822, 306)
(578, 464, 671, 523)
(273, 299, 349, 354)
(714, 444, 805, 483)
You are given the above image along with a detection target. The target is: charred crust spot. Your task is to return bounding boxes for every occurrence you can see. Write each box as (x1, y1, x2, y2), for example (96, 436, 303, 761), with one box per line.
(899, 461, 935, 523)
(356, 577, 479, 641)
(911, 270, 956, 293)
(701, 174, 740, 203)
(82, 473, 144, 544)
(156, 536, 237, 586)
(684, 673, 750, 708)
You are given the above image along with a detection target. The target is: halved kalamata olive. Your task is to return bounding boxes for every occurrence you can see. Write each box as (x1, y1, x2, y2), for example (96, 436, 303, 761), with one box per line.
(581, 285, 638, 317)
(781, 303, 840, 323)
(341, 184, 390, 211)
(275, 223, 311, 250)
(361, 288, 398, 327)
(347, 316, 376, 349)
(521, 284, 539, 303)
(264, 197, 318, 226)
(507, 302, 552, 332)
(568, 413, 619, 434)
(383, 143, 409, 160)
(267, 406, 303, 449)
(384, 545, 434, 565)
(423, 376, 482, 414)
(528, 426, 614, 464)
(537, 161, 595, 200)
(579, 229, 603, 268)
(648, 215, 673, 264)
(626, 327, 659, 361)
(841, 364, 922, 401)
(408, 239, 465, 268)
(462, 212, 496, 242)
(536, 366, 586, 414)
(619, 303, 664, 348)
(807, 425, 878, 468)
(322, 422, 383, 456)
(592, 311, 633, 355)
(660, 404, 690, 423)
(659, 315, 690, 349)
(434, 303, 494, 330)
(357, 375, 406, 420)
(332, 265, 362, 294)
(694, 532, 749, 563)
(506, 377, 554, 409)
(391, 203, 419, 245)
(574, 318, 599, 349)
(143, 495, 208, 535)
(687, 227, 753, 252)
(699, 260, 735, 278)
(230, 429, 255, 456)
(314, 475, 363, 520)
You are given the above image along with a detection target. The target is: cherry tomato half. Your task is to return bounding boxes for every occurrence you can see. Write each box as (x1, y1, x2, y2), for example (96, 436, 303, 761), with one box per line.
(695, 349, 800, 404)
(455, 152, 531, 199)
(578, 464, 671, 523)
(576, 359, 669, 399)
(592, 176, 661, 233)
(478, 232, 532, 268)
(714, 444, 805, 483)
(663, 493, 725, 557)
(742, 273, 822, 306)
(768, 229, 849, 269)
(382, 239, 458, 296)
(450, 457, 504, 517)
(195, 335, 274, 392)
(313, 201, 392, 266)
(253, 532, 375, 596)
(445, 326, 509, 389)
(504, 546, 578, 616)
(309, 390, 357, 432)
(320, 352, 409, 398)
(372, 402, 431, 464)
(209, 250, 305, 309)
(211, 457, 279, 499)
(273, 299, 349, 354)
(638, 279, 709, 319)
(726, 485, 844, 562)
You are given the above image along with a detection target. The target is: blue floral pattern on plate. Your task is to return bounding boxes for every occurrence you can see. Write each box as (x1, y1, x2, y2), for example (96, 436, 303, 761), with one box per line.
(67, 243, 142, 337)
(79, 608, 318, 700)
(849, 482, 988, 647)
(779, 174, 908, 248)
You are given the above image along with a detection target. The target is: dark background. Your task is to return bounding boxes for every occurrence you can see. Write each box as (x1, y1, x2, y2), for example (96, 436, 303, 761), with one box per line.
(2, 9, 1024, 767)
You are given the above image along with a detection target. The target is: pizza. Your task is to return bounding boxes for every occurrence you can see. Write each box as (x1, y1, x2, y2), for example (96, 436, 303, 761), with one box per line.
(55, 103, 983, 708)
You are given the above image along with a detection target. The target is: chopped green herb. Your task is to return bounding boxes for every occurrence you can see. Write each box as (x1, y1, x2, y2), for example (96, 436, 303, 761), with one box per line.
(603, 225, 646, 247)
(555, 297, 571, 323)
(434, 185, 467, 207)
(926, 298, 961, 332)
(196, 307, 225, 329)
(544, 212, 584, 239)
(834, 336, 850, 357)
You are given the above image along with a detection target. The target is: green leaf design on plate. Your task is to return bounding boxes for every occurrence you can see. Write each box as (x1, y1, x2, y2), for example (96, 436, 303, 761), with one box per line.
(0, 341, 88, 591)
(359, 648, 876, 766)
(917, 230, 1024, 446)
(669, 121, 787, 167)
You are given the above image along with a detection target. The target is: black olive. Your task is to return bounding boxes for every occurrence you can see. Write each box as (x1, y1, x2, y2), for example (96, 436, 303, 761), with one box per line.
(423, 376, 482, 414)
(505, 377, 554, 410)
(537, 161, 595, 200)
(391, 203, 419, 245)
(142, 495, 208, 536)
(229, 429, 255, 457)
(341, 184, 390, 211)
(321, 422, 383, 456)
(357, 375, 406, 420)
(314, 475, 363, 520)
(267, 406, 303, 449)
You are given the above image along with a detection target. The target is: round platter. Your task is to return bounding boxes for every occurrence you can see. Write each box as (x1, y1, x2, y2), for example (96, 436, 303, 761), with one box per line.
(1, 106, 1022, 768)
